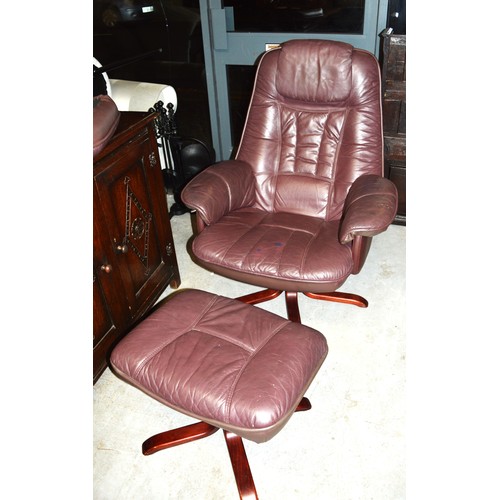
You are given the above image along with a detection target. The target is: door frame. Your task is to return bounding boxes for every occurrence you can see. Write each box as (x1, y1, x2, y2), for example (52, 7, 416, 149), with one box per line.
(199, 0, 389, 160)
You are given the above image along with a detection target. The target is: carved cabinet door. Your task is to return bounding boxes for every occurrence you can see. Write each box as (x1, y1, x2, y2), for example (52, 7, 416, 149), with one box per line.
(93, 195, 131, 381)
(93, 124, 178, 324)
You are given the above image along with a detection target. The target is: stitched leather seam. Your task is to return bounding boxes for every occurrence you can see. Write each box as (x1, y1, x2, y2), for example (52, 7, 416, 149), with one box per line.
(223, 320, 290, 421)
(210, 169, 234, 210)
(132, 295, 219, 379)
(274, 228, 294, 276)
(348, 190, 398, 206)
(216, 212, 267, 263)
(316, 113, 330, 179)
(327, 108, 349, 221)
(238, 221, 288, 271)
(299, 224, 321, 276)
(260, 220, 315, 235)
(272, 102, 284, 213)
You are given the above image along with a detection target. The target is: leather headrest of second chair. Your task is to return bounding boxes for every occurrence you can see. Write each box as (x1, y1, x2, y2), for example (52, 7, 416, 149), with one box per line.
(275, 39, 353, 104)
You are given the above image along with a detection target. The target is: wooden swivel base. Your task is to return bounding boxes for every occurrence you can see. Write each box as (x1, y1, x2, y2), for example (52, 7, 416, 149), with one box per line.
(142, 397, 312, 500)
(236, 289, 368, 323)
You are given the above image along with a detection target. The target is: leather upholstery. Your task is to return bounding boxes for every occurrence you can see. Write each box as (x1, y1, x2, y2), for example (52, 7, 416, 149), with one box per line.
(182, 39, 397, 293)
(93, 95, 120, 157)
(110, 289, 328, 443)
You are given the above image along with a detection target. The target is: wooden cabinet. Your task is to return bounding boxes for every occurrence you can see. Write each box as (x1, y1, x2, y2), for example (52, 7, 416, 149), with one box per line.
(380, 30, 406, 225)
(93, 111, 181, 383)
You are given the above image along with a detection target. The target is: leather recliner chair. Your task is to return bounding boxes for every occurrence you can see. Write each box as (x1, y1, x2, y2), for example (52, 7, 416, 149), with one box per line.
(182, 39, 398, 322)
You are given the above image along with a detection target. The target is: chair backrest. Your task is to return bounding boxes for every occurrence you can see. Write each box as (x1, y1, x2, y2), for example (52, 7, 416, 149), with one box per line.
(235, 39, 383, 221)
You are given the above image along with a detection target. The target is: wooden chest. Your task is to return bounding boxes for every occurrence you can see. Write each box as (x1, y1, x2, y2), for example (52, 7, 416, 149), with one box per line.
(93, 111, 181, 383)
(381, 30, 406, 225)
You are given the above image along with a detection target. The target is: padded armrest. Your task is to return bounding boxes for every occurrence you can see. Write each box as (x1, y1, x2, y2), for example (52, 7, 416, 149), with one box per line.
(339, 174, 398, 244)
(181, 160, 256, 226)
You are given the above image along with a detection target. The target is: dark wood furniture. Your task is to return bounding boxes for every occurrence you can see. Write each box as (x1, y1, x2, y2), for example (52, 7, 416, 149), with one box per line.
(381, 30, 406, 225)
(93, 111, 181, 384)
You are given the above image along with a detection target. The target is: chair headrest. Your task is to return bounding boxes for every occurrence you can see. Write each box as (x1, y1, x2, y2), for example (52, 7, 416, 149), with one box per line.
(276, 39, 353, 104)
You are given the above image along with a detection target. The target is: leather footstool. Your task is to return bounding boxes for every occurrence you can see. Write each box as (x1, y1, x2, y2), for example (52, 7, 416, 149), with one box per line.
(110, 289, 328, 499)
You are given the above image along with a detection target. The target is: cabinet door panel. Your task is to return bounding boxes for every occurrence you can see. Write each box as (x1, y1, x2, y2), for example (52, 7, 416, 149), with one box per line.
(93, 273, 114, 347)
(93, 273, 116, 382)
(93, 112, 181, 384)
(94, 133, 174, 321)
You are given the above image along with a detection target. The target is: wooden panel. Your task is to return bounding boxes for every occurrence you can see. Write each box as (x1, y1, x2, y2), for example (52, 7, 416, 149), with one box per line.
(383, 99, 401, 134)
(384, 135, 406, 161)
(399, 100, 406, 134)
(381, 31, 406, 226)
(386, 162, 406, 217)
(383, 35, 406, 85)
(93, 274, 114, 348)
(93, 111, 181, 384)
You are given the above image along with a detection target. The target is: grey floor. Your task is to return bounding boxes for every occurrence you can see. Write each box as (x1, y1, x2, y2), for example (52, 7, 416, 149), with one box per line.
(93, 203, 406, 500)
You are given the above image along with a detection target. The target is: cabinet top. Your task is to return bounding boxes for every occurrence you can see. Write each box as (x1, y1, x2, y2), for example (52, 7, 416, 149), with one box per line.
(93, 110, 158, 163)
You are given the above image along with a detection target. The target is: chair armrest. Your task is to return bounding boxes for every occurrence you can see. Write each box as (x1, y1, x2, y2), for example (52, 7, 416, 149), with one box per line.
(181, 160, 256, 226)
(339, 174, 398, 244)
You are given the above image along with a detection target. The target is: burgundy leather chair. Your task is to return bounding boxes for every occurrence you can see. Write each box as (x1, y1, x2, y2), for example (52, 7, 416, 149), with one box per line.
(181, 39, 398, 322)
(110, 289, 328, 499)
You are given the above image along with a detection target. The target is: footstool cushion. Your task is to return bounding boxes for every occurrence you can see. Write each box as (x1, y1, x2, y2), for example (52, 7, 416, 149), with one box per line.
(110, 289, 328, 443)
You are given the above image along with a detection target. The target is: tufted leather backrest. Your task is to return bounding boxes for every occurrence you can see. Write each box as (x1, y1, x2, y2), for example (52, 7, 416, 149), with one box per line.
(235, 39, 383, 221)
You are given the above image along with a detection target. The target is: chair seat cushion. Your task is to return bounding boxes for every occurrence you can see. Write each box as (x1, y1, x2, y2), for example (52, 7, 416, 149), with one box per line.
(110, 289, 328, 443)
(192, 209, 354, 293)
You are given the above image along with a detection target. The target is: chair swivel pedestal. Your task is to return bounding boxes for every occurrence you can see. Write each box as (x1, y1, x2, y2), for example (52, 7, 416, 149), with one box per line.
(110, 289, 328, 499)
(237, 287, 368, 325)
